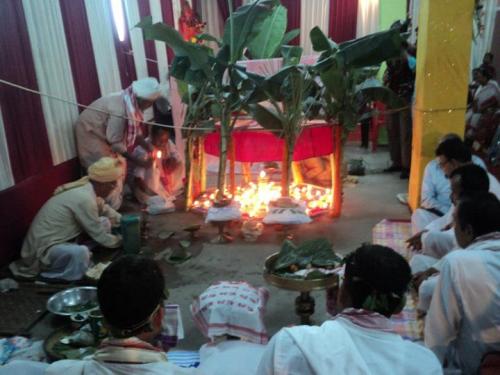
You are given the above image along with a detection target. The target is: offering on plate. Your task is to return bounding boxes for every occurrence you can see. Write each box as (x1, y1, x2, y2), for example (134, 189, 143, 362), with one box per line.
(271, 238, 341, 280)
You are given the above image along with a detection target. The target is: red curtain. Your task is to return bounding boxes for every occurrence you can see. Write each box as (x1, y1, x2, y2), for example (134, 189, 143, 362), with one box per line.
(281, 0, 301, 45)
(328, 0, 358, 43)
(160, 0, 175, 63)
(0, 0, 52, 182)
(59, 0, 101, 107)
(217, 0, 242, 23)
(137, 0, 160, 80)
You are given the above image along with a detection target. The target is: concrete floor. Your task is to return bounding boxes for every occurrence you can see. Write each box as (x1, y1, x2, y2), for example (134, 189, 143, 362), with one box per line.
(30, 145, 411, 350)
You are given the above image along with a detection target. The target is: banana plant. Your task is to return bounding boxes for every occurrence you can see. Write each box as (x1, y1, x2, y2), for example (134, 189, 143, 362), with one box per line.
(309, 26, 407, 133)
(137, 0, 287, 202)
(248, 45, 318, 198)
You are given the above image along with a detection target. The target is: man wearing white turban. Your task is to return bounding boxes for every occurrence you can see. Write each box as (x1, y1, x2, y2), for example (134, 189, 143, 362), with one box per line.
(9, 158, 124, 281)
(75, 77, 163, 209)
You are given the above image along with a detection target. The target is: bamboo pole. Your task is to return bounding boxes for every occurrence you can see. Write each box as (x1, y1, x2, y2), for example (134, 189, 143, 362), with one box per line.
(185, 136, 194, 211)
(229, 136, 236, 196)
(199, 135, 207, 193)
(330, 125, 342, 217)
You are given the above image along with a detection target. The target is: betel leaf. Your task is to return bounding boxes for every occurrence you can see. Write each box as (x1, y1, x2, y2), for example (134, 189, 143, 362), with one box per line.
(273, 240, 298, 270)
(247, 4, 287, 59)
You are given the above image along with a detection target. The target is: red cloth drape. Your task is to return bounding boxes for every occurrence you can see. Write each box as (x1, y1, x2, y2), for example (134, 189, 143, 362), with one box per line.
(217, 0, 242, 23)
(281, 0, 301, 45)
(0, 0, 52, 182)
(204, 125, 336, 162)
(138, 0, 160, 80)
(328, 0, 358, 43)
(59, 0, 101, 107)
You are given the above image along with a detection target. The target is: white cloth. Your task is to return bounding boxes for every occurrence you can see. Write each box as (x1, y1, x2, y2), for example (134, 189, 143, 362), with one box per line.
(257, 318, 441, 375)
(132, 77, 161, 101)
(300, 0, 329, 55)
(0, 360, 48, 375)
(421, 228, 457, 259)
(9, 183, 121, 279)
(425, 234, 500, 374)
(40, 244, 90, 281)
(411, 208, 440, 235)
(198, 340, 266, 375)
(356, 0, 380, 38)
(191, 281, 269, 345)
(205, 202, 242, 223)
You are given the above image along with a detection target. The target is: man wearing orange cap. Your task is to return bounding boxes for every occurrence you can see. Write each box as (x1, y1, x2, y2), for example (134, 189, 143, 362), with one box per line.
(9, 157, 123, 281)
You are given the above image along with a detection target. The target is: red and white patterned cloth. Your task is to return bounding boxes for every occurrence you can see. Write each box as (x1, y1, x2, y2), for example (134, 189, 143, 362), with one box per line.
(190, 281, 269, 344)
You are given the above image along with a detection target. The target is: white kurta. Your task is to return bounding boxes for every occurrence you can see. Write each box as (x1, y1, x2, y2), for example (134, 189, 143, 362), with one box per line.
(257, 318, 442, 375)
(425, 235, 500, 374)
(132, 139, 183, 204)
(419, 172, 500, 259)
(198, 340, 266, 375)
(9, 183, 121, 279)
(412, 156, 487, 234)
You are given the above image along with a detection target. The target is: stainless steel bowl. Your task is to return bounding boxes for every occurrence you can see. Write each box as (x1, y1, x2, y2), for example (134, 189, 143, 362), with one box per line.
(47, 286, 98, 316)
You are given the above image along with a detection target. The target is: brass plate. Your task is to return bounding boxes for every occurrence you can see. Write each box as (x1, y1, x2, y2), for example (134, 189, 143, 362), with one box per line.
(263, 253, 339, 292)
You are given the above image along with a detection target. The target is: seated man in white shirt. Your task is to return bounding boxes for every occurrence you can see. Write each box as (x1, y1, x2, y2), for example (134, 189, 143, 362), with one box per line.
(9, 157, 123, 282)
(407, 138, 500, 259)
(411, 134, 486, 234)
(191, 281, 269, 375)
(132, 125, 183, 213)
(425, 193, 500, 374)
(410, 164, 491, 313)
(257, 244, 442, 375)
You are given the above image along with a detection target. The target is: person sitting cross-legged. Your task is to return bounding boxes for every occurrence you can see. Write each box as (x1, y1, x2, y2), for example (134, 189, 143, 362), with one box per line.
(9, 157, 123, 282)
(411, 134, 486, 234)
(410, 164, 491, 313)
(425, 192, 500, 374)
(407, 138, 500, 259)
(257, 244, 442, 375)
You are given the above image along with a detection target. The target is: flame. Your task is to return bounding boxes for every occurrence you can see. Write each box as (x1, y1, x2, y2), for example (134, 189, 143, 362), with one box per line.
(156, 150, 163, 159)
(193, 171, 333, 218)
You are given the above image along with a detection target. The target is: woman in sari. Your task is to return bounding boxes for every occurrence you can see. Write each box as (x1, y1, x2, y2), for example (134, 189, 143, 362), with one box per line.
(466, 67, 500, 155)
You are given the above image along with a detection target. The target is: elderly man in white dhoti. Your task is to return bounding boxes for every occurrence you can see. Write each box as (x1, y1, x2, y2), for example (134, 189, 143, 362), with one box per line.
(9, 157, 123, 282)
(425, 192, 500, 374)
(2, 256, 198, 375)
(132, 125, 183, 214)
(75, 77, 162, 209)
(257, 244, 442, 375)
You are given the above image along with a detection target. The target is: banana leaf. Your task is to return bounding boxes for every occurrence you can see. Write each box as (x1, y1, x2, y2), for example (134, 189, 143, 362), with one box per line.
(310, 26, 338, 53)
(196, 33, 222, 47)
(248, 104, 284, 132)
(247, 4, 287, 59)
(222, 0, 279, 63)
(136, 17, 211, 76)
(355, 87, 405, 109)
(336, 28, 405, 69)
(282, 45, 303, 66)
(273, 238, 340, 272)
(280, 29, 300, 46)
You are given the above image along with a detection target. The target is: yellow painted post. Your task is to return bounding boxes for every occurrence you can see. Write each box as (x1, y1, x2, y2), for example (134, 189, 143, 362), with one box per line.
(408, 0, 475, 210)
(291, 162, 304, 184)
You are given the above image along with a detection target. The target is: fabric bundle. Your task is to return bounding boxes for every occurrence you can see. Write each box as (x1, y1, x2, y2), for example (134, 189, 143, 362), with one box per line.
(191, 281, 269, 344)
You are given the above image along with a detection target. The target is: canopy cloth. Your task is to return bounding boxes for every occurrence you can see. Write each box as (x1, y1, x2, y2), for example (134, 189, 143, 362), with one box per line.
(204, 122, 336, 162)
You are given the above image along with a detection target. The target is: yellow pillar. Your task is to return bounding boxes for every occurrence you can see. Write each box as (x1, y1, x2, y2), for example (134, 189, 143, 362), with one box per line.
(408, 0, 475, 210)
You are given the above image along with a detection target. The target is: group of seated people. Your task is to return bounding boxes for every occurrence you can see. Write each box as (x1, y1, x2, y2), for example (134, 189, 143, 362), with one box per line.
(466, 53, 499, 160)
